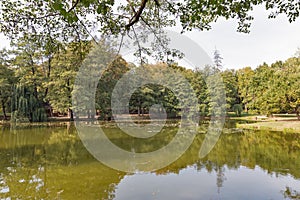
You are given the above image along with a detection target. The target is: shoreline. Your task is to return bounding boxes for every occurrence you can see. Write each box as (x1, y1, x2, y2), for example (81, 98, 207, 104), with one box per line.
(1, 115, 300, 133)
(236, 121, 300, 133)
(234, 115, 300, 133)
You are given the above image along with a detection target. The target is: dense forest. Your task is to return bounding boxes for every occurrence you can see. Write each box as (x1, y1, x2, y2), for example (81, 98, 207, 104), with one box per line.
(0, 38, 299, 122)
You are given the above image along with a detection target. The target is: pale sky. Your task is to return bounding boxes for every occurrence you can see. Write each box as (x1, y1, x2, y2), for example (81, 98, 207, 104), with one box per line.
(0, 5, 299, 70)
(183, 5, 300, 69)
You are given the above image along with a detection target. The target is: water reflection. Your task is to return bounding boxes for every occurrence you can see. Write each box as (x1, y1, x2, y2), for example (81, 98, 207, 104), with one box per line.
(115, 166, 300, 200)
(0, 122, 299, 199)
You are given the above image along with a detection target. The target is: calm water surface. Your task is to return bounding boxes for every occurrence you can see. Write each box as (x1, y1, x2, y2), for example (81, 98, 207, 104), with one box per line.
(0, 121, 300, 199)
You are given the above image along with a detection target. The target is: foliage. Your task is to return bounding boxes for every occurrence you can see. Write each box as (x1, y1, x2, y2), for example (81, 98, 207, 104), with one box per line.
(1, 0, 299, 41)
(232, 104, 243, 117)
(8, 37, 52, 122)
(10, 84, 47, 122)
(46, 41, 92, 119)
(96, 56, 130, 120)
(237, 67, 255, 112)
(213, 49, 223, 70)
(237, 57, 300, 117)
(0, 50, 16, 119)
(221, 69, 240, 111)
(0, 37, 299, 121)
(0, 0, 299, 69)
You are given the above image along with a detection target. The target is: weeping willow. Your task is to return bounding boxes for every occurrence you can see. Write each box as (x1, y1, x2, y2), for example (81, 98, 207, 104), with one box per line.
(11, 84, 47, 122)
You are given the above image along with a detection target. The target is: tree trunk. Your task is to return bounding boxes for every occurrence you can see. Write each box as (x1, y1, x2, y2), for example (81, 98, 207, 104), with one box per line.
(1, 100, 7, 120)
(138, 106, 141, 116)
(68, 108, 74, 121)
(87, 110, 91, 119)
(49, 106, 53, 117)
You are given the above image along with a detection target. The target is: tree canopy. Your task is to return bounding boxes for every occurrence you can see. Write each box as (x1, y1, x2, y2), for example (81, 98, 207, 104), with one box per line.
(1, 0, 299, 44)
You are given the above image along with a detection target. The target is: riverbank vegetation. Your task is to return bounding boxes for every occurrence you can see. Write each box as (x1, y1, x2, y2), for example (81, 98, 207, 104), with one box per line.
(0, 41, 300, 123)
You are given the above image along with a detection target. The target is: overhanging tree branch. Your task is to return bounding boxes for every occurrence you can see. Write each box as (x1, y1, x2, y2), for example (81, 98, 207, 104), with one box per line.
(125, 0, 149, 29)
(68, 0, 80, 13)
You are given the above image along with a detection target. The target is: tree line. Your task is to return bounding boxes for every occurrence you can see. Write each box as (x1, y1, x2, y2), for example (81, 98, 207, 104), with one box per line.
(0, 39, 299, 122)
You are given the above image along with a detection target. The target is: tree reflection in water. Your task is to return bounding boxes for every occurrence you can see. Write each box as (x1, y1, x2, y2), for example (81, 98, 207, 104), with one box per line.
(283, 187, 300, 200)
(0, 121, 299, 199)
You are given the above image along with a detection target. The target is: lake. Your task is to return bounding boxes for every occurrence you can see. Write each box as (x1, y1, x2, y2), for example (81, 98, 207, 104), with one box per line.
(0, 121, 300, 199)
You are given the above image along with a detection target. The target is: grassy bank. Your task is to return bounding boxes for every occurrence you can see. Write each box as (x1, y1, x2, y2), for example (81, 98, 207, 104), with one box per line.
(235, 114, 300, 133)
